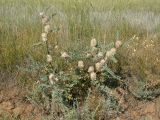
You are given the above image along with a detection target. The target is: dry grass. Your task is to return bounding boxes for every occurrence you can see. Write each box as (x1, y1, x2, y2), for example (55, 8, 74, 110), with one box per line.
(0, 0, 160, 119)
(0, 0, 160, 70)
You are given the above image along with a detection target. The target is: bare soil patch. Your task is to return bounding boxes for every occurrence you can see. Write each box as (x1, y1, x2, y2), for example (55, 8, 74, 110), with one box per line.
(0, 72, 160, 120)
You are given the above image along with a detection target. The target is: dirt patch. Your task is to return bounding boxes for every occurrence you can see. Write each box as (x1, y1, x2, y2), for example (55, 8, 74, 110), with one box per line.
(0, 72, 160, 120)
(0, 72, 41, 120)
(119, 98, 160, 120)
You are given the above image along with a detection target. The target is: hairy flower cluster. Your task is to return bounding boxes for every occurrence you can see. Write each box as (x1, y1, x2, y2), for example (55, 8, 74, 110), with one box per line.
(40, 12, 51, 42)
(90, 38, 99, 57)
(49, 73, 59, 85)
(40, 12, 57, 85)
(88, 39, 122, 80)
(78, 61, 84, 69)
(61, 52, 70, 59)
(40, 12, 53, 63)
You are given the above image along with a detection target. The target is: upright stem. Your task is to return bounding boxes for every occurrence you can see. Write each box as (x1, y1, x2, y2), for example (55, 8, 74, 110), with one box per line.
(46, 41, 50, 54)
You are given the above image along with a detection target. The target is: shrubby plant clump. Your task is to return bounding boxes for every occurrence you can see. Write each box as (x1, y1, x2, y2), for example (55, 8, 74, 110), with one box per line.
(28, 12, 123, 114)
(24, 12, 159, 119)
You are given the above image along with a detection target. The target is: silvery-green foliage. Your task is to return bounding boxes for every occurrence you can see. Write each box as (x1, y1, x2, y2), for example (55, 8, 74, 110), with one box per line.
(25, 12, 125, 119)
(131, 80, 160, 100)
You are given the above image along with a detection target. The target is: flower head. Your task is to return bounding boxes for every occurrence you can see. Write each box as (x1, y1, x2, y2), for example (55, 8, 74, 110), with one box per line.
(41, 33, 47, 42)
(88, 66, 94, 73)
(105, 48, 116, 58)
(61, 52, 70, 58)
(39, 12, 45, 17)
(44, 24, 51, 34)
(105, 51, 112, 58)
(115, 40, 122, 48)
(95, 62, 102, 72)
(54, 45, 59, 49)
(100, 59, 106, 66)
(97, 52, 104, 58)
(54, 78, 59, 82)
(78, 60, 84, 69)
(90, 72, 97, 80)
(110, 48, 116, 56)
(47, 54, 52, 63)
(90, 38, 97, 48)
(41, 32, 47, 38)
(42, 16, 49, 25)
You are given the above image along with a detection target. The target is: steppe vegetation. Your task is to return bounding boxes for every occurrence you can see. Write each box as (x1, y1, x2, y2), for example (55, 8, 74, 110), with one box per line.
(0, 0, 160, 120)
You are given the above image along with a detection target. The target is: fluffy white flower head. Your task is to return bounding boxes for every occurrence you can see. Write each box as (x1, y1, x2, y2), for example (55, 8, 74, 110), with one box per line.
(44, 24, 51, 34)
(115, 40, 122, 48)
(90, 72, 97, 80)
(110, 48, 116, 56)
(41, 32, 47, 38)
(105, 51, 112, 58)
(90, 38, 97, 48)
(88, 66, 94, 73)
(97, 52, 103, 58)
(95, 62, 102, 72)
(55, 45, 59, 49)
(100, 59, 106, 66)
(47, 54, 52, 63)
(61, 52, 70, 58)
(41, 33, 47, 42)
(42, 16, 49, 25)
(78, 61, 84, 69)
(39, 12, 45, 17)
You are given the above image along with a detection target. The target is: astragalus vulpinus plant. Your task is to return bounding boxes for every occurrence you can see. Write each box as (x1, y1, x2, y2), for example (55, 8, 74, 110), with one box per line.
(29, 12, 124, 118)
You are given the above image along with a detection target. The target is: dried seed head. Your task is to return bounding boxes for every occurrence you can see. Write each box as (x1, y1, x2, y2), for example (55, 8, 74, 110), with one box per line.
(42, 37, 47, 42)
(95, 62, 102, 72)
(39, 12, 45, 17)
(44, 24, 51, 34)
(47, 54, 52, 63)
(100, 59, 106, 66)
(49, 73, 59, 85)
(41, 32, 47, 38)
(115, 40, 122, 48)
(90, 72, 97, 80)
(105, 51, 112, 58)
(105, 48, 116, 58)
(88, 66, 94, 73)
(78, 60, 84, 69)
(97, 52, 104, 58)
(41, 33, 47, 42)
(90, 38, 97, 48)
(54, 45, 58, 49)
(54, 77, 59, 82)
(110, 48, 116, 56)
(42, 16, 49, 25)
(61, 52, 70, 58)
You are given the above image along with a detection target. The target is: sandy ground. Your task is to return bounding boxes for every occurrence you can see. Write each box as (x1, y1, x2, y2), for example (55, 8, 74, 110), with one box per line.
(0, 73, 160, 120)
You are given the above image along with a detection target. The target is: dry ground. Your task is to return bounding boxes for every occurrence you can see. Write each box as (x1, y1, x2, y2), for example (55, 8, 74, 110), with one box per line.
(0, 73, 160, 120)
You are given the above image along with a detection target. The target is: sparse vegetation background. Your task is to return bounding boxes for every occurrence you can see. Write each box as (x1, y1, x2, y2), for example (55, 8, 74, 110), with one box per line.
(0, 0, 160, 120)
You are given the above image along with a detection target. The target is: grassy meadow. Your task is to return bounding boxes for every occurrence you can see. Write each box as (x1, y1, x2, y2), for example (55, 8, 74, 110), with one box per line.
(0, 0, 160, 119)
(1, 0, 160, 69)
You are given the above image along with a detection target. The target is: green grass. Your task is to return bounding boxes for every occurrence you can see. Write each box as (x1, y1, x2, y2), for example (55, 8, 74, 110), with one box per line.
(0, 0, 160, 70)
(0, 1, 160, 119)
